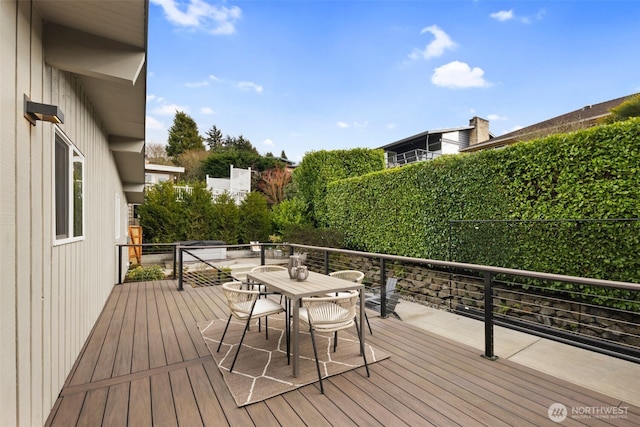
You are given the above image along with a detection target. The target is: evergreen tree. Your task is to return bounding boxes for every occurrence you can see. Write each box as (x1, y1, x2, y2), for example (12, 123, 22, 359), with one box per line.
(280, 150, 288, 160)
(239, 192, 272, 243)
(166, 111, 204, 158)
(204, 125, 224, 151)
(211, 192, 240, 244)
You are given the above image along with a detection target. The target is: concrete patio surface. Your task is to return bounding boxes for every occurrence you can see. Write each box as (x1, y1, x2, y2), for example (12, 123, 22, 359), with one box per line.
(393, 300, 640, 408)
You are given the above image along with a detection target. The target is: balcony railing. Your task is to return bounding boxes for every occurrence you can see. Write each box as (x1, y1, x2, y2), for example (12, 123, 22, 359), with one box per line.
(386, 149, 439, 167)
(116, 241, 640, 364)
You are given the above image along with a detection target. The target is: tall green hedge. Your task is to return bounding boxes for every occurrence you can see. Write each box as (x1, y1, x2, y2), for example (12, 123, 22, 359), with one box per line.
(292, 148, 385, 226)
(326, 118, 640, 285)
(326, 148, 511, 258)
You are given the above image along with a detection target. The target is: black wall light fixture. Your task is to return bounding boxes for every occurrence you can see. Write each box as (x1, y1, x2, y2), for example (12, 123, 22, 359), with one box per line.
(24, 94, 64, 125)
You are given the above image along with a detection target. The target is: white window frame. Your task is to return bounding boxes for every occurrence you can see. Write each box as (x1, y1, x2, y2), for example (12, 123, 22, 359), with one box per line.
(54, 127, 85, 245)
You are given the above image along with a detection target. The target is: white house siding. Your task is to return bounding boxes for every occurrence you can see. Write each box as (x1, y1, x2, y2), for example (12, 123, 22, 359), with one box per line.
(1, 2, 130, 425)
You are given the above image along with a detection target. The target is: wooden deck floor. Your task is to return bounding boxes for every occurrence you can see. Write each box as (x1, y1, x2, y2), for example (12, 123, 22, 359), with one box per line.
(46, 280, 639, 426)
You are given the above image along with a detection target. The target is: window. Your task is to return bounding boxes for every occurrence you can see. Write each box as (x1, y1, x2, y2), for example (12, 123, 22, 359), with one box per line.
(55, 130, 84, 243)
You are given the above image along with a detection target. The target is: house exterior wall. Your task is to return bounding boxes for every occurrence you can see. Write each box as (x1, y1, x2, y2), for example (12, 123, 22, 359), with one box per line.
(1, 2, 129, 425)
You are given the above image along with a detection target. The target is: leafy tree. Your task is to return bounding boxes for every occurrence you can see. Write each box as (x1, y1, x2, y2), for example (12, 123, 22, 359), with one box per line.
(259, 167, 291, 205)
(202, 150, 284, 177)
(271, 198, 309, 235)
(280, 150, 288, 160)
(239, 192, 272, 243)
(602, 94, 640, 124)
(265, 151, 274, 157)
(211, 192, 240, 244)
(166, 111, 204, 158)
(175, 149, 208, 182)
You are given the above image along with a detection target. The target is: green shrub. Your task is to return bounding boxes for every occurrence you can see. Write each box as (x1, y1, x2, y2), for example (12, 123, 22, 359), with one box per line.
(271, 198, 310, 236)
(126, 265, 166, 282)
(282, 223, 344, 248)
(239, 192, 272, 243)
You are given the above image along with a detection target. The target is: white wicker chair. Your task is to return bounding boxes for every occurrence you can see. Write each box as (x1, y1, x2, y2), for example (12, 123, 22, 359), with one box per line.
(328, 270, 364, 283)
(249, 265, 287, 297)
(217, 281, 285, 372)
(250, 265, 287, 273)
(328, 270, 372, 335)
(299, 290, 370, 394)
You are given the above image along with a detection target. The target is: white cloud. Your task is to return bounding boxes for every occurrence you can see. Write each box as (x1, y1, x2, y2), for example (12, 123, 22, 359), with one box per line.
(236, 81, 264, 93)
(151, 0, 241, 35)
(490, 10, 514, 22)
(263, 138, 274, 146)
(491, 9, 545, 24)
(152, 103, 190, 115)
(200, 107, 215, 114)
(386, 123, 396, 129)
(145, 116, 164, 130)
(185, 80, 209, 88)
(337, 121, 368, 129)
(431, 61, 490, 89)
(409, 25, 457, 60)
(208, 74, 263, 93)
(487, 114, 508, 121)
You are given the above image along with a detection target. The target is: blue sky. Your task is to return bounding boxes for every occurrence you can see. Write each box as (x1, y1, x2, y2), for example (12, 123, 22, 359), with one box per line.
(146, 0, 640, 163)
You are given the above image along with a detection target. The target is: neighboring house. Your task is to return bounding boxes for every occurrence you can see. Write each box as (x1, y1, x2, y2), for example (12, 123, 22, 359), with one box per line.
(1, 1, 147, 425)
(145, 161, 185, 187)
(379, 117, 492, 167)
(461, 93, 639, 153)
(207, 165, 252, 205)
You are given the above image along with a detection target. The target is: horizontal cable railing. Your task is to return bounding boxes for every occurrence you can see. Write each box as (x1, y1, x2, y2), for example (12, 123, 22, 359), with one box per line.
(287, 243, 640, 364)
(117, 241, 640, 363)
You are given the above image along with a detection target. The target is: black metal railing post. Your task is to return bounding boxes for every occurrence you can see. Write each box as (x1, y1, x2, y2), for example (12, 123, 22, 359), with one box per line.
(483, 271, 498, 360)
(260, 244, 265, 266)
(178, 246, 184, 291)
(172, 244, 177, 280)
(118, 245, 123, 285)
(380, 257, 387, 318)
(324, 250, 330, 275)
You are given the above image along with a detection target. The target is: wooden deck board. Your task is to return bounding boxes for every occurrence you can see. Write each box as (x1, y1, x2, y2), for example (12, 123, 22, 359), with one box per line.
(146, 285, 167, 369)
(66, 286, 124, 386)
(131, 283, 150, 373)
(128, 377, 152, 426)
(45, 280, 640, 427)
(92, 284, 130, 381)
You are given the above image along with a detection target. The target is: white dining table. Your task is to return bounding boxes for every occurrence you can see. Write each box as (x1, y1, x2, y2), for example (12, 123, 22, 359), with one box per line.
(246, 269, 365, 378)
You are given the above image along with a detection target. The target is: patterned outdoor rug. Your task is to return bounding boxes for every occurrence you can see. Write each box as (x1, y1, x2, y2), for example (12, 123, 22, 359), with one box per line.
(198, 315, 389, 406)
